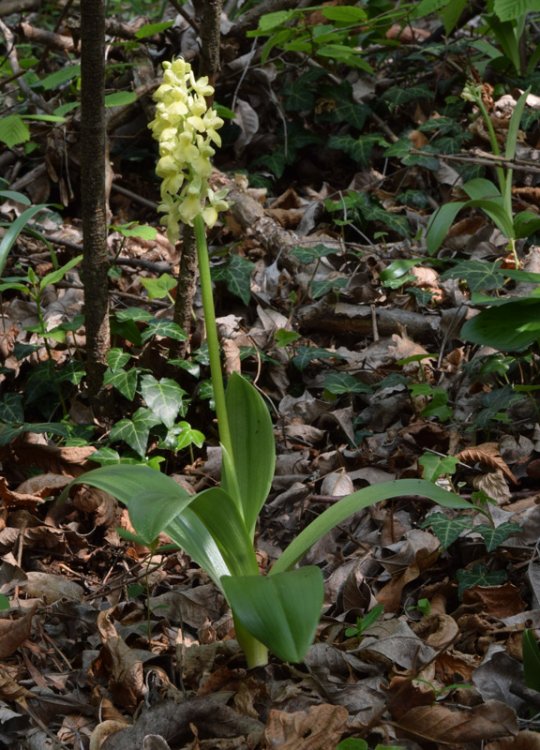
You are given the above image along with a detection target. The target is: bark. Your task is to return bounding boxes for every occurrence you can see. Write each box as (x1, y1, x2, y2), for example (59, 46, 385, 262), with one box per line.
(80, 0, 110, 396)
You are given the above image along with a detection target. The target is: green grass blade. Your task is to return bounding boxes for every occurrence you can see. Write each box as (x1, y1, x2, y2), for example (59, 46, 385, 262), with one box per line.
(272, 479, 471, 574)
(0, 204, 47, 277)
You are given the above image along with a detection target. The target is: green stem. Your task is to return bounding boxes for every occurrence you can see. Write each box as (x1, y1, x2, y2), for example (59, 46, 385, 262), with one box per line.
(234, 616, 269, 668)
(193, 214, 233, 460)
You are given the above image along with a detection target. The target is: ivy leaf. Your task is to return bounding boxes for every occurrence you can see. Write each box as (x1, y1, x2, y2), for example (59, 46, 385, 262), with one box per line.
(104, 367, 139, 401)
(109, 408, 160, 457)
(328, 134, 383, 166)
(115, 307, 154, 323)
(475, 523, 522, 552)
(212, 254, 254, 305)
(456, 564, 507, 599)
(291, 244, 339, 264)
(421, 512, 472, 548)
(323, 372, 372, 395)
(140, 375, 187, 428)
(0, 394, 24, 423)
(442, 259, 505, 292)
(106, 348, 131, 372)
(310, 276, 348, 299)
(142, 319, 187, 343)
(292, 346, 346, 371)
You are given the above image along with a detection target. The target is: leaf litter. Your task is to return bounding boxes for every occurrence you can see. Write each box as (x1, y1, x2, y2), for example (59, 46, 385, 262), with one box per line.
(1, 2, 540, 749)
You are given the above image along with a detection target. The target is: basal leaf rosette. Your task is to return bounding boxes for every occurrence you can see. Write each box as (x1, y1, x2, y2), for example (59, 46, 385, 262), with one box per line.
(149, 58, 228, 241)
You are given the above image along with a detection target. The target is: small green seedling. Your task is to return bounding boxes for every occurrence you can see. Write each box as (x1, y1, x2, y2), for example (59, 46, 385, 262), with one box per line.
(345, 604, 384, 638)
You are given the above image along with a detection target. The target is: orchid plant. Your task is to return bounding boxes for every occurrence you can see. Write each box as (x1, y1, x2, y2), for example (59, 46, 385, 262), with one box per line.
(70, 59, 472, 668)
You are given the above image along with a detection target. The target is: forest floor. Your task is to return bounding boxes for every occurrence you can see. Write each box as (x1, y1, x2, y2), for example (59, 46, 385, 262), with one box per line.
(1, 2, 540, 749)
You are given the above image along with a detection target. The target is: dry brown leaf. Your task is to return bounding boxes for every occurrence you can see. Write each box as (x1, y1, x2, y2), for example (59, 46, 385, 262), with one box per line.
(457, 443, 519, 485)
(396, 699, 518, 743)
(24, 571, 84, 603)
(93, 609, 146, 710)
(462, 582, 524, 618)
(486, 730, 540, 749)
(264, 704, 348, 750)
(0, 476, 45, 509)
(0, 605, 36, 658)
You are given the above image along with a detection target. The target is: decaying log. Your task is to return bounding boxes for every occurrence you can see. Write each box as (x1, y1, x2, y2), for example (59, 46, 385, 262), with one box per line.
(0, 0, 40, 15)
(297, 300, 467, 344)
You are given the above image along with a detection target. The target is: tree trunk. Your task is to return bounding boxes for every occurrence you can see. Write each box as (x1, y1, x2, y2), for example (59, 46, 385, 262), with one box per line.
(80, 0, 110, 396)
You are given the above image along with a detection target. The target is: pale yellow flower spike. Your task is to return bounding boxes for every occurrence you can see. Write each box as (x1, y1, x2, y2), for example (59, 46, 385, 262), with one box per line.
(149, 58, 228, 242)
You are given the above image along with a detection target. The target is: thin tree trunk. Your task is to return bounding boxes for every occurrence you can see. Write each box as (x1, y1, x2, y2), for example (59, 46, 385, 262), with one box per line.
(171, 0, 223, 357)
(80, 0, 110, 396)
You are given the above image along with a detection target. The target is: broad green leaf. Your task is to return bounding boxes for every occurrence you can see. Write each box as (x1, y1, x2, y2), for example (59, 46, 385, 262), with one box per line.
(419, 453, 458, 483)
(310, 276, 347, 299)
(292, 346, 345, 371)
(461, 298, 540, 351)
(141, 319, 187, 343)
(523, 629, 540, 691)
(441, 259, 505, 292)
(0, 393, 24, 423)
(223, 374, 275, 537)
(140, 375, 186, 428)
(114, 307, 153, 322)
(323, 372, 372, 395)
(189, 488, 259, 576)
(274, 329, 300, 348)
(0, 204, 48, 278)
(103, 367, 139, 401)
(321, 6, 367, 22)
(336, 740, 368, 750)
(456, 564, 507, 598)
(212, 254, 254, 305)
(40, 254, 82, 289)
(40, 64, 80, 90)
(425, 201, 466, 254)
(420, 512, 472, 548)
(105, 91, 138, 107)
(221, 566, 324, 663)
(494, 0, 540, 21)
(109, 407, 160, 456)
(69, 464, 191, 544)
(0, 115, 30, 148)
(140, 273, 176, 300)
(380, 259, 419, 288)
(513, 210, 540, 239)
(413, 0, 452, 18)
(475, 523, 521, 552)
(291, 244, 339, 264)
(134, 20, 174, 38)
(106, 348, 131, 372)
(112, 222, 157, 239)
(165, 509, 230, 586)
(257, 10, 295, 32)
(461, 178, 502, 201)
(440, 0, 468, 33)
(273, 479, 472, 574)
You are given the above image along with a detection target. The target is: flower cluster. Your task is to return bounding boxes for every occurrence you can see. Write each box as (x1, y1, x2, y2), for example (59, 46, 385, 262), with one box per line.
(149, 58, 228, 241)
